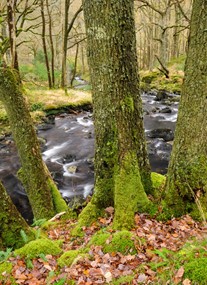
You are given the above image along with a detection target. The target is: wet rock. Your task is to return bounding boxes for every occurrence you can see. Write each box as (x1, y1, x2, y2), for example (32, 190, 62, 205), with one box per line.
(37, 124, 54, 131)
(159, 107, 172, 113)
(62, 154, 76, 164)
(155, 90, 168, 101)
(147, 128, 174, 142)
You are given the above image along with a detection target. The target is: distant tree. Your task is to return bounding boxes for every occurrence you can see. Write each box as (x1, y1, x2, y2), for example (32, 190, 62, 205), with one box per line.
(164, 0, 207, 219)
(60, 0, 83, 89)
(0, 180, 35, 249)
(77, 0, 152, 230)
(0, 0, 40, 68)
(0, 67, 69, 220)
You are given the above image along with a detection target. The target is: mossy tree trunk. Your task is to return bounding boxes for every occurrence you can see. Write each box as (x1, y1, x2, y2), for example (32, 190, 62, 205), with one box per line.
(0, 180, 35, 249)
(80, 0, 152, 229)
(0, 67, 68, 220)
(164, 0, 207, 219)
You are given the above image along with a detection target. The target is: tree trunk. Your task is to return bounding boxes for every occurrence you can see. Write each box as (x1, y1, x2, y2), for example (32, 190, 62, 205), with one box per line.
(46, 0, 55, 87)
(40, 0, 52, 89)
(79, 0, 152, 230)
(0, 180, 35, 249)
(61, 0, 70, 89)
(0, 67, 68, 220)
(164, 0, 207, 220)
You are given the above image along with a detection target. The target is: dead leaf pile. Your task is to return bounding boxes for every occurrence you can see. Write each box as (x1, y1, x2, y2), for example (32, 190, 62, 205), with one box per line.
(1, 213, 206, 284)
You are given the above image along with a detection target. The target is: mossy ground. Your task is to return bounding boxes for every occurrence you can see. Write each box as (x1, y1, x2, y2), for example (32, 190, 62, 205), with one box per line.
(88, 229, 138, 255)
(14, 238, 62, 258)
(58, 250, 89, 267)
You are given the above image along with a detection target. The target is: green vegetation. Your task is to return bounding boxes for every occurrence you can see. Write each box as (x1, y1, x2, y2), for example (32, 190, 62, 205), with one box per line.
(149, 238, 207, 284)
(140, 55, 185, 93)
(89, 230, 138, 255)
(14, 238, 62, 258)
(58, 250, 88, 267)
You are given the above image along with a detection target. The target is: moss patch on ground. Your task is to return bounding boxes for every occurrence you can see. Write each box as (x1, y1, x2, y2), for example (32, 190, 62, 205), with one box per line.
(58, 250, 88, 268)
(89, 230, 138, 255)
(14, 238, 62, 258)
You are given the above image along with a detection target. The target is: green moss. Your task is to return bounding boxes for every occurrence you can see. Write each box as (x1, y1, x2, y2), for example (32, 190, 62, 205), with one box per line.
(113, 152, 149, 230)
(121, 96, 134, 112)
(151, 172, 166, 190)
(0, 262, 16, 284)
(47, 177, 76, 220)
(58, 250, 88, 268)
(110, 274, 135, 285)
(104, 230, 137, 255)
(165, 156, 207, 219)
(0, 262, 12, 276)
(141, 72, 160, 84)
(88, 231, 111, 247)
(14, 238, 62, 258)
(184, 258, 207, 284)
(89, 230, 138, 255)
(73, 202, 103, 232)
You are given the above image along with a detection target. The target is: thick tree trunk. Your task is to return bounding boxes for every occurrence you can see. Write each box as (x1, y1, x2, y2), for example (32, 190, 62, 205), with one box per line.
(79, 0, 152, 230)
(164, 0, 207, 220)
(0, 68, 68, 220)
(0, 180, 35, 249)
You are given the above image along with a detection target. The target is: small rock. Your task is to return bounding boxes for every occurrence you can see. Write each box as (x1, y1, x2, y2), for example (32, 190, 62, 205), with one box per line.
(159, 107, 172, 113)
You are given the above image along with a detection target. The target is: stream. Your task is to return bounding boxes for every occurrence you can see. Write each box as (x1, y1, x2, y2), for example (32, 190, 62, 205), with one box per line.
(0, 90, 179, 222)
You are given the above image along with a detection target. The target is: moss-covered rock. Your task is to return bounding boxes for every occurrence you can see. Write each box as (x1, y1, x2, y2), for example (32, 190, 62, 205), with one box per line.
(89, 230, 138, 255)
(88, 231, 111, 247)
(58, 250, 88, 267)
(141, 72, 160, 84)
(14, 238, 62, 258)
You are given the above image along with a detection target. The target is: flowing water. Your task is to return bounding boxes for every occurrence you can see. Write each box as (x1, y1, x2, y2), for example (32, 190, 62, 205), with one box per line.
(0, 91, 179, 222)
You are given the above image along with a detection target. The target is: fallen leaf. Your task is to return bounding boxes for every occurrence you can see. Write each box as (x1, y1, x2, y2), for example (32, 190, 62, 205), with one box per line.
(174, 266, 185, 284)
(104, 271, 112, 283)
(137, 273, 147, 283)
(183, 279, 191, 285)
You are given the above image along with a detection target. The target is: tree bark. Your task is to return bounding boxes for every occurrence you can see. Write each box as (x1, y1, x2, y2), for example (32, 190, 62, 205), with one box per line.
(0, 180, 35, 249)
(79, 0, 152, 230)
(0, 67, 68, 220)
(40, 0, 52, 89)
(164, 0, 207, 220)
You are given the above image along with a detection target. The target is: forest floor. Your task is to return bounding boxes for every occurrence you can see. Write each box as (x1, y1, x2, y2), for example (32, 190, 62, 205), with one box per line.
(1, 211, 207, 285)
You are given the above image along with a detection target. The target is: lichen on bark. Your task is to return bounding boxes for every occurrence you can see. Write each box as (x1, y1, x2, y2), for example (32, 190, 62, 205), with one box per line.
(0, 67, 68, 220)
(0, 181, 35, 249)
(164, 0, 207, 219)
(76, 0, 152, 230)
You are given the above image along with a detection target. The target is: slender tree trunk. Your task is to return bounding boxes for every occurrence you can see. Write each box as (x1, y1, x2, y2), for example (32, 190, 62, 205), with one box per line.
(78, 0, 152, 230)
(0, 67, 68, 220)
(0, 180, 35, 249)
(40, 0, 52, 89)
(46, 0, 55, 87)
(7, 0, 19, 70)
(164, 0, 207, 220)
(70, 43, 79, 87)
(61, 0, 70, 89)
